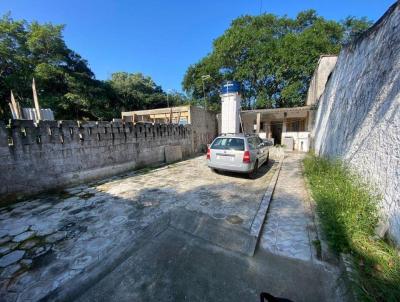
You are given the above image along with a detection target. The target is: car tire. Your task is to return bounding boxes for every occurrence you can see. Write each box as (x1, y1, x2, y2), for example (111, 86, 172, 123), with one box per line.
(248, 160, 258, 179)
(211, 168, 219, 173)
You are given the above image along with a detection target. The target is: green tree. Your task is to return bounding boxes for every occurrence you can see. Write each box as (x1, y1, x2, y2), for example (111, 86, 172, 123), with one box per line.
(0, 14, 31, 115)
(1, 15, 178, 121)
(0, 14, 110, 120)
(108, 72, 189, 113)
(341, 16, 372, 43)
(182, 10, 372, 110)
(0, 14, 188, 121)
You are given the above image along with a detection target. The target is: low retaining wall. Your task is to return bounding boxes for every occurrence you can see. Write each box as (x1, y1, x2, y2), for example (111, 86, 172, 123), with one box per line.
(0, 120, 193, 200)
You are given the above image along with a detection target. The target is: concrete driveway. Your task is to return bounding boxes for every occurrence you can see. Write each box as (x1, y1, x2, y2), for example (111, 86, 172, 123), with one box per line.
(0, 156, 278, 301)
(77, 227, 341, 302)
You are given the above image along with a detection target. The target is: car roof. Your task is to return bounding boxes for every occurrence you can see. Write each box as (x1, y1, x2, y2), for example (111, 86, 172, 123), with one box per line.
(216, 133, 258, 139)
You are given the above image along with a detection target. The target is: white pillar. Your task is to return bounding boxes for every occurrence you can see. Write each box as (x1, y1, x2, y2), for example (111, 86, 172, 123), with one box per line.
(256, 113, 261, 133)
(220, 92, 241, 134)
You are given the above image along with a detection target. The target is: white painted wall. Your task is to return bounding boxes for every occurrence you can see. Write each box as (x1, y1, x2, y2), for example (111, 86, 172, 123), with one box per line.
(312, 3, 400, 244)
(282, 132, 310, 152)
(221, 92, 241, 134)
(306, 56, 338, 106)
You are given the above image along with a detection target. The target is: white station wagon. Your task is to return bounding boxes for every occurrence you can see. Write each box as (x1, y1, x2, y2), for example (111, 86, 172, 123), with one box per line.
(207, 134, 270, 178)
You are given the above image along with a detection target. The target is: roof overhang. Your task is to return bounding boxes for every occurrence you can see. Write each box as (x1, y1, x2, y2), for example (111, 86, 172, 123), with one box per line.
(241, 106, 313, 115)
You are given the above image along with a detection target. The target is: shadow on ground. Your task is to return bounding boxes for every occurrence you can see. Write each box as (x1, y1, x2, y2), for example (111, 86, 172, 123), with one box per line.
(0, 156, 343, 302)
(76, 227, 343, 302)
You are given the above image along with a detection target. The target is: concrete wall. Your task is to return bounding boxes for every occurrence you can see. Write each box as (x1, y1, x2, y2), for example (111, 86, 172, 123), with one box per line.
(312, 2, 400, 244)
(306, 55, 338, 107)
(0, 120, 193, 200)
(240, 113, 255, 134)
(190, 106, 217, 152)
(282, 132, 310, 152)
(305, 55, 338, 132)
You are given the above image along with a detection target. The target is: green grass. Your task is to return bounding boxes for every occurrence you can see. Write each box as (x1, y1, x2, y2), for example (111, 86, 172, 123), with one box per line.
(303, 154, 400, 302)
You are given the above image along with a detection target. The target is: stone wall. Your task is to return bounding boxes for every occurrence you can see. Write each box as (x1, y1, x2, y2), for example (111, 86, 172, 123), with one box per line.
(312, 2, 400, 244)
(0, 120, 193, 200)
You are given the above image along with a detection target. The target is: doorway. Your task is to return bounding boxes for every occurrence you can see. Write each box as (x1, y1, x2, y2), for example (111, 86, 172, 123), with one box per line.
(271, 122, 282, 145)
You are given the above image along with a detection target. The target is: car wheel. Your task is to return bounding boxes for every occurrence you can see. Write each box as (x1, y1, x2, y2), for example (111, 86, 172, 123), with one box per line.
(248, 160, 258, 179)
(211, 168, 219, 173)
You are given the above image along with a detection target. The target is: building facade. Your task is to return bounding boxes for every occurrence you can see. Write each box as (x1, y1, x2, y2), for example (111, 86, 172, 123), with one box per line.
(121, 105, 217, 153)
(217, 55, 338, 152)
(240, 106, 313, 152)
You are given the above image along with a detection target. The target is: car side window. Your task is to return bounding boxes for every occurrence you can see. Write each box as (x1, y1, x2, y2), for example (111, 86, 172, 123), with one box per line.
(247, 137, 257, 149)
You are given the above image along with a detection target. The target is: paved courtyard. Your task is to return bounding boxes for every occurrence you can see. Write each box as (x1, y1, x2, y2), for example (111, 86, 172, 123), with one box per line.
(76, 152, 344, 302)
(0, 156, 277, 301)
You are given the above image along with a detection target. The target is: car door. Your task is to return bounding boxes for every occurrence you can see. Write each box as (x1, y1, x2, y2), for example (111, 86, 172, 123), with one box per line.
(246, 137, 259, 165)
(256, 137, 267, 164)
(248, 137, 262, 165)
(261, 138, 270, 161)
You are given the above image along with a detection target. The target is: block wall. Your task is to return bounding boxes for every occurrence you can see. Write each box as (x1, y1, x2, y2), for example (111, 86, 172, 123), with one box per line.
(0, 120, 193, 200)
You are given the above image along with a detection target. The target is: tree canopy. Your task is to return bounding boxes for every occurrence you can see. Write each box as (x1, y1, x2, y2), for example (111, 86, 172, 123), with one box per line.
(182, 10, 372, 110)
(1, 11, 372, 120)
(0, 14, 185, 120)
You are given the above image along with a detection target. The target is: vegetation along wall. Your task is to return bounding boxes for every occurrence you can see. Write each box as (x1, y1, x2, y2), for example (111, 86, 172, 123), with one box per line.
(312, 2, 400, 244)
(0, 120, 193, 201)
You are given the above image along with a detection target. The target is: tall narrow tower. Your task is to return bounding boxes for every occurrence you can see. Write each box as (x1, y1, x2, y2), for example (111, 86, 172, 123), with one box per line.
(220, 81, 241, 134)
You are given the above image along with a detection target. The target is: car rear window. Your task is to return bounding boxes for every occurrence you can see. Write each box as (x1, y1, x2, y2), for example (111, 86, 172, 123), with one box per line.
(211, 138, 245, 151)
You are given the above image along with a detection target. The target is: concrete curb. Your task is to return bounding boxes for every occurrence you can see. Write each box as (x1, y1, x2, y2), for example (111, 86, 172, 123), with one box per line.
(301, 161, 338, 264)
(249, 155, 284, 253)
(44, 213, 171, 302)
(339, 253, 358, 302)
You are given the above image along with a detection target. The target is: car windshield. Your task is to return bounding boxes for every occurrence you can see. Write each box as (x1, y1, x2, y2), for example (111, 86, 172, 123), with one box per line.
(211, 137, 244, 151)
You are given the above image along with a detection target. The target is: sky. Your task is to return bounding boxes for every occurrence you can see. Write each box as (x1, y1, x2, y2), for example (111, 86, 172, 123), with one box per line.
(0, 0, 395, 92)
